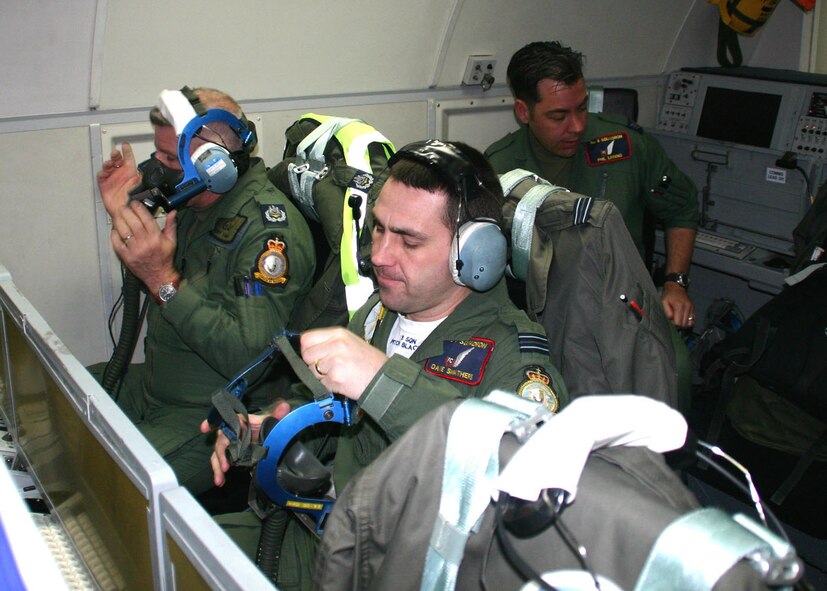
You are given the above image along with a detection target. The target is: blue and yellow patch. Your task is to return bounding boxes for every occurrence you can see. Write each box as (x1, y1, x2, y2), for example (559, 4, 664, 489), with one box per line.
(516, 366, 559, 412)
(424, 337, 494, 386)
(585, 132, 632, 166)
(253, 235, 289, 285)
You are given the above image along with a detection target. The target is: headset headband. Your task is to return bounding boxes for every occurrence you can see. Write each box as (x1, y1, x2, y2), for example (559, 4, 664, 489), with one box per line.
(155, 87, 258, 207)
(389, 139, 481, 204)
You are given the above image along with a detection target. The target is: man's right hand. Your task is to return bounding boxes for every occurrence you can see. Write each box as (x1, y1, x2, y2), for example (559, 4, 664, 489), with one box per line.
(200, 400, 292, 487)
(97, 142, 141, 217)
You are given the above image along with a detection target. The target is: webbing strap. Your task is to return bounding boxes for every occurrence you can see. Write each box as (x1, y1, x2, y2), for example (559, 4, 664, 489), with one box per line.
(634, 508, 798, 590)
(210, 389, 266, 466)
(511, 183, 569, 281)
(272, 333, 329, 402)
(771, 428, 827, 505)
(287, 116, 359, 217)
(211, 334, 329, 467)
(499, 168, 545, 196)
(421, 394, 536, 591)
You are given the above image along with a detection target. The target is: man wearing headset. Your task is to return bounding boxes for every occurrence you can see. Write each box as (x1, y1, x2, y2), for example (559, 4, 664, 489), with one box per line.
(203, 140, 568, 590)
(485, 41, 700, 331)
(94, 87, 316, 496)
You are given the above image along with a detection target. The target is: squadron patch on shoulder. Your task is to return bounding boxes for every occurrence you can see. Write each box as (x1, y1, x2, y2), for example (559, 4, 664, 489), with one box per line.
(253, 236, 289, 285)
(424, 337, 494, 386)
(516, 366, 559, 413)
(585, 132, 632, 166)
(210, 215, 249, 245)
(260, 204, 288, 226)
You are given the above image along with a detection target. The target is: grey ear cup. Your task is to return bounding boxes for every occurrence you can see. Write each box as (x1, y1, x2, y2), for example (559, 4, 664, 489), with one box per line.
(191, 142, 238, 193)
(450, 220, 507, 291)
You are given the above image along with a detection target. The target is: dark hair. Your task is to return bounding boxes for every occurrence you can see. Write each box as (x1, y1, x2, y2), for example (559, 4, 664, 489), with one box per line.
(507, 41, 585, 105)
(388, 140, 504, 232)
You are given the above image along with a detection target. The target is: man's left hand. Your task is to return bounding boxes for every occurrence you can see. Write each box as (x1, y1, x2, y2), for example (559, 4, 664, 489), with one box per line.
(662, 282, 695, 329)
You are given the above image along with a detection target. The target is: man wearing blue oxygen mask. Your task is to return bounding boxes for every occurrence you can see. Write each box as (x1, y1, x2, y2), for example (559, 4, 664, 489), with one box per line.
(92, 86, 316, 497)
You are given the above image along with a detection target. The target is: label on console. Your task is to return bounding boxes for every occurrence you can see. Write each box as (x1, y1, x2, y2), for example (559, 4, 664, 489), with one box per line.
(766, 167, 787, 184)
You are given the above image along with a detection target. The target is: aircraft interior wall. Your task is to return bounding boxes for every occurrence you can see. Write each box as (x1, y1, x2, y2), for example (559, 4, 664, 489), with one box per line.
(0, 0, 816, 365)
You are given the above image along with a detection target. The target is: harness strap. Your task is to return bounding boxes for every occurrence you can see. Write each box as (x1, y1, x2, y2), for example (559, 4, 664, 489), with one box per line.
(421, 392, 542, 591)
(506, 174, 570, 282)
(210, 389, 267, 466)
(499, 168, 544, 196)
(704, 315, 772, 453)
(272, 333, 329, 402)
(210, 333, 329, 467)
(771, 428, 827, 505)
(286, 117, 344, 217)
(634, 508, 801, 590)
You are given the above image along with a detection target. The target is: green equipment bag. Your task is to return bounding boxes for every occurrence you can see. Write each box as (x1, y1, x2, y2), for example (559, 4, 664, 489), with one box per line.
(699, 265, 827, 537)
(268, 114, 395, 331)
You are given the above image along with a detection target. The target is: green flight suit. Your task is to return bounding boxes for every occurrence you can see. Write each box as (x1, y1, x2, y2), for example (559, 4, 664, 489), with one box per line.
(97, 158, 316, 495)
(485, 113, 699, 259)
(217, 279, 568, 591)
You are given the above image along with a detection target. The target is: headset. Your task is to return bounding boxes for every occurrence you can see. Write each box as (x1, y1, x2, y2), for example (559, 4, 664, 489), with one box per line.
(131, 86, 257, 211)
(388, 139, 507, 292)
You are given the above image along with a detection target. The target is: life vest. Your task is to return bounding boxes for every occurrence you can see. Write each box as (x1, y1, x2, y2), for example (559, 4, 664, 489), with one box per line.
(709, 0, 782, 36)
(268, 114, 395, 329)
(709, 0, 782, 67)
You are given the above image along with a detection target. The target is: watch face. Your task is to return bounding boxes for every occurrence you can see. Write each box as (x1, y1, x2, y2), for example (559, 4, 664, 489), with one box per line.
(666, 273, 689, 288)
(159, 283, 177, 302)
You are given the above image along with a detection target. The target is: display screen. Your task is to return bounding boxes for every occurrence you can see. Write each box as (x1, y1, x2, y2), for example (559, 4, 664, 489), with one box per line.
(696, 86, 782, 148)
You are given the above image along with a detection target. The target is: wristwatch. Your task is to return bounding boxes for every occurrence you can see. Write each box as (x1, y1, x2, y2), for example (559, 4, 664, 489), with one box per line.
(157, 280, 179, 304)
(664, 272, 690, 289)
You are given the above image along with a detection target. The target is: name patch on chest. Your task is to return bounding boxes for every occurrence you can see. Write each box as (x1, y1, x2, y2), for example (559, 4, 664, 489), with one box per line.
(424, 338, 494, 386)
(585, 132, 632, 166)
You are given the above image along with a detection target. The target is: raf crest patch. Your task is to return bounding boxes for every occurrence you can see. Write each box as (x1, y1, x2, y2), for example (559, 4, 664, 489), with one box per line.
(349, 172, 375, 192)
(585, 132, 632, 166)
(516, 366, 559, 413)
(424, 338, 494, 386)
(261, 204, 288, 226)
(253, 236, 289, 285)
(210, 215, 249, 245)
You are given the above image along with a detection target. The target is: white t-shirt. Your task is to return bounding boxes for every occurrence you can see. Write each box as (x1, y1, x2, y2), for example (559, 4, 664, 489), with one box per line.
(385, 314, 445, 359)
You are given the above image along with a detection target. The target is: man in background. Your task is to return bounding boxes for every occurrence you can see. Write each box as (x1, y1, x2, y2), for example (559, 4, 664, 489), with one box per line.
(486, 41, 700, 330)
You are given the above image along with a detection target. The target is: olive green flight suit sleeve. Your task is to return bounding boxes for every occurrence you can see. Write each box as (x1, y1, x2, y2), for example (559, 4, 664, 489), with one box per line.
(637, 129, 700, 230)
(158, 164, 316, 380)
